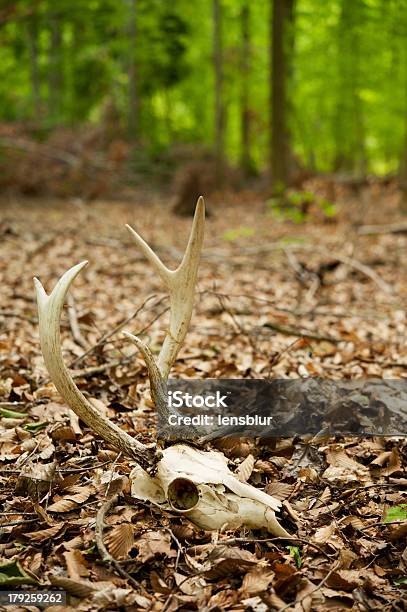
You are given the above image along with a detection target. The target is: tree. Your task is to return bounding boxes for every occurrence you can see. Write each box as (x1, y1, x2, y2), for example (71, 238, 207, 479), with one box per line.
(240, 0, 255, 176)
(26, 9, 41, 117)
(47, 6, 64, 122)
(127, 0, 139, 140)
(400, 107, 407, 213)
(213, 0, 224, 185)
(269, 0, 295, 196)
(334, 0, 366, 174)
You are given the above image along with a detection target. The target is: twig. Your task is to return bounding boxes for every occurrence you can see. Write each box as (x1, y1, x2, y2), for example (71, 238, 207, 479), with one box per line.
(0, 459, 116, 476)
(261, 322, 339, 343)
(38, 302, 169, 385)
(358, 222, 407, 236)
(360, 520, 407, 530)
(103, 452, 122, 499)
(0, 310, 37, 323)
(217, 536, 336, 561)
(71, 358, 127, 379)
(267, 337, 308, 372)
(215, 291, 258, 353)
(69, 294, 164, 368)
(287, 245, 394, 295)
(0, 402, 26, 409)
(320, 250, 393, 295)
(0, 518, 38, 528)
(199, 290, 391, 320)
(165, 528, 183, 570)
(67, 294, 89, 350)
(59, 459, 117, 474)
(95, 494, 145, 592)
(340, 483, 401, 496)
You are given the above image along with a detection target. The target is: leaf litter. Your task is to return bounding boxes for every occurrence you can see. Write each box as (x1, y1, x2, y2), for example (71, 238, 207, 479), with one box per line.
(0, 193, 406, 610)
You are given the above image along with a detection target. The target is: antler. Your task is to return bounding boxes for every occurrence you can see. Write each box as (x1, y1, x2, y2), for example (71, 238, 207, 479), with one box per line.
(34, 198, 205, 464)
(125, 196, 205, 380)
(34, 262, 154, 468)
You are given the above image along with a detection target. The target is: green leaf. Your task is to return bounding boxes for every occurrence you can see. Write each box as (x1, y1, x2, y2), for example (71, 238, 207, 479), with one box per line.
(383, 504, 407, 524)
(393, 576, 407, 586)
(24, 421, 48, 433)
(0, 408, 28, 419)
(287, 545, 302, 568)
(0, 561, 38, 585)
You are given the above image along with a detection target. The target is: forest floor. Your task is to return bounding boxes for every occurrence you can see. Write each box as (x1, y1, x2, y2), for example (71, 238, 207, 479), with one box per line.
(0, 188, 406, 611)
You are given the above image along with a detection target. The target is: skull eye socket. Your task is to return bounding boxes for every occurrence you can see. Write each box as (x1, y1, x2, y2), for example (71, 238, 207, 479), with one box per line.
(167, 477, 199, 512)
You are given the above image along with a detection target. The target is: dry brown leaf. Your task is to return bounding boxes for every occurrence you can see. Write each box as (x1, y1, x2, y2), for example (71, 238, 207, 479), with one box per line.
(134, 530, 172, 563)
(15, 461, 61, 499)
(63, 549, 89, 579)
(240, 567, 274, 595)
(312, 523, 336, 544)
(98, 471, 127, 498)
(293, 578, 321, 612)
(204, 557, 257, 579)
(174, 572, 208, 597)
(210, 546, 256, 562)
(325, 448, 369, 476)
(49, 575, 96, 598)
(236, 454, 255, 482)
(105, 523, 134, 559)
(47, 485, 95, 512)
(377, 447, 401, 477)
(150, 571, 171, 595)
(341, 515, 366, 530)
(50, 424, 77, 442)
(265, 481, 295, 501)
(26, 522, 65, 542)
(337, 548, 358, 569)
(254, 460, 276, 474)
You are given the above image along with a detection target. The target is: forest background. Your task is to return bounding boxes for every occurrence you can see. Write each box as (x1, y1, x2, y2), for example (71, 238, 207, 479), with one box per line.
(2, 0, 407, 209)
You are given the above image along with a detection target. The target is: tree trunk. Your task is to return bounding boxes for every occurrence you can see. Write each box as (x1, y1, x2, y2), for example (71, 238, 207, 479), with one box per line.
(334, 0, 366, 174)
(127, 0, 139, 141)
(270, 0, 295, 196)
(26, 13, 41, 117)
(48, 10, 63, 121)
(400, 110, 407, 214)
(213, 0, 224, 186)
(240, 1, 254, 176)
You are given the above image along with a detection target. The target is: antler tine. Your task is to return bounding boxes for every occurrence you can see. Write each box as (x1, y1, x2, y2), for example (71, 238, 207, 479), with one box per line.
(34, 262, 154, 469)
(126, 196, 205, 380)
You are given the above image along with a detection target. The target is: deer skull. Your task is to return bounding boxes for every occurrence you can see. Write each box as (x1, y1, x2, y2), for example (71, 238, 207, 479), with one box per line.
(34, 198, 291, 536)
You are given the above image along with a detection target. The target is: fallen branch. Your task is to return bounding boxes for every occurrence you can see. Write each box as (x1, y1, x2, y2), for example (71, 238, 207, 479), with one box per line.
(358, 222, 407, 236)
(261, 322, 340, 343)
(69, 294, 166, 368)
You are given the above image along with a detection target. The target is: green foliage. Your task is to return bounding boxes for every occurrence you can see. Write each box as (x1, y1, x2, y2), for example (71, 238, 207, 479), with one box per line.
(223, 226, 255, 241)
(287, 545, 302, 568)
(267, 190, 337, 223)
(0, 408, 27, 419)
(383, 504, 407, 523)
(0, 0, 407, 172)
(24, 421, 48, 433)
(0, 561, 37, 585)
